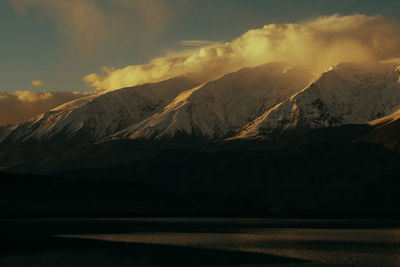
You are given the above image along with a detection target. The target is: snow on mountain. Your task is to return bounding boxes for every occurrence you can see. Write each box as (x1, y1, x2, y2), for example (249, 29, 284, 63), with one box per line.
(3, 77, 200, 143)
(111, 62, 315, 140)
(368, 108, 400, 126)
(3, 60, 400, 148)
(236, 61, 400, 138)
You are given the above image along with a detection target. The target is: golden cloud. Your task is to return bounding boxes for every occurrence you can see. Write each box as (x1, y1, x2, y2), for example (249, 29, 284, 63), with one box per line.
(180, 40, 219, 47)
(0, 91, 89, 125)
(83, 15, 400, 92)
(31, 80, 44, 87)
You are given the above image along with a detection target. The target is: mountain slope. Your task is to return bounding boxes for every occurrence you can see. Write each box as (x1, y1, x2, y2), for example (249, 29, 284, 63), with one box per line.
(0, 125, 15, 143)
(236, 62, 400, 138)
(111, 63, 315, 140)
(2, 77, 200, 145)
(356, 109, 400, 153)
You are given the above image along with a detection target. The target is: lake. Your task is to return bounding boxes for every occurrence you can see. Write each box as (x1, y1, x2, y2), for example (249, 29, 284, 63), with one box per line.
(0, 218, 399, 266)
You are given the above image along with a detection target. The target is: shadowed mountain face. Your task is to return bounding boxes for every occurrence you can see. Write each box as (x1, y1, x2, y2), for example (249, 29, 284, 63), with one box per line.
(0, 126, 8, 140)
(0, 125, 14, 142)
(1, 126, 400, 216)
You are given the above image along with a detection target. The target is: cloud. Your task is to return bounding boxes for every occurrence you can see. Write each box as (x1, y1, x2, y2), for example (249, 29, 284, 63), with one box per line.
(31, 80, 44, 87)
(10, 0, 186, 56)
(180, 40, 219, 47)
(84, 15, 400, 91)
(0, 91, 88, 125)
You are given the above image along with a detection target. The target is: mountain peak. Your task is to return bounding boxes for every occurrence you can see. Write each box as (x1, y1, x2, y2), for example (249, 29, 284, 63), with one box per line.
(234, 61, 400, 139)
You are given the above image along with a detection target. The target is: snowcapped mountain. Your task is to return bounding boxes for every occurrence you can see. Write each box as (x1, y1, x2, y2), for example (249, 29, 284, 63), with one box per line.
(2, 77, 200, 144)
(111, 62, 314, 140)
(236, 62, 400, 138)
(2, 60, 400, 155)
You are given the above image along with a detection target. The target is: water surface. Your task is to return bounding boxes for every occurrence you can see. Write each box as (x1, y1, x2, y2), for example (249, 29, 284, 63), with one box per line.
(1, 218, 399, 266)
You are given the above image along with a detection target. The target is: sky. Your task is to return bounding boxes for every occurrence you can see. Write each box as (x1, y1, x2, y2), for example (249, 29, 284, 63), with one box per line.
(1, 0, 400, 125)
(1, 0, 400, 93)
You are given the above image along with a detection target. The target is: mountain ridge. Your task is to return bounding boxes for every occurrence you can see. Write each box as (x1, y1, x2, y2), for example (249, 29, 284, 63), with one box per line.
(111, 62, 315, 140)
(1, 76, 201, 145)
(2, 61, 400, 172)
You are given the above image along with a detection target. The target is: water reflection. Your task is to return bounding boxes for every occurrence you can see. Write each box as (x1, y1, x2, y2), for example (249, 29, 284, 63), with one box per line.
(61, 227, 400, 265)
(1, 218, 399, 266)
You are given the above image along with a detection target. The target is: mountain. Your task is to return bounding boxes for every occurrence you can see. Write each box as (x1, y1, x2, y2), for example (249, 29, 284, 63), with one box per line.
(0, 124, 16, 143)
(2, 60, 400, 216)
(236, 62, 400, 138)
(5, 61, 400, 147)
(2, 60, 400, 173)
(1, 62, 314, 146)
(111, 62, 314, 140)
(356, 109, 400, 153)
(1, 77, 200, 145)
